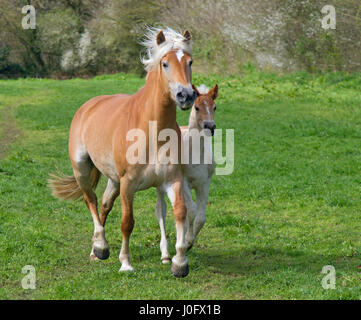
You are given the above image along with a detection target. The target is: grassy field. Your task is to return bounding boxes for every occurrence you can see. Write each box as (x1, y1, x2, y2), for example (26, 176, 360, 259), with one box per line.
(0, 70, 361, 299)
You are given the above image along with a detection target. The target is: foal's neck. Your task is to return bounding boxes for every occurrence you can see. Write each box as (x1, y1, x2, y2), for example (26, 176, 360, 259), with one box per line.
(188, 108, 200, 131)
(187, 108, 212, 159)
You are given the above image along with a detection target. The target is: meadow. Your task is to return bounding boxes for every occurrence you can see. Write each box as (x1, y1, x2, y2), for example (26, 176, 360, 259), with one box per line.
(0, 69, 361, 299)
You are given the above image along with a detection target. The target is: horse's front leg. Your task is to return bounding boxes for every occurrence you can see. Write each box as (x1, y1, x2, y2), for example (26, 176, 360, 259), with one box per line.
(155, 188, 171, 264)
(119, 179, 135, 272)
(166, 179, 189, 278)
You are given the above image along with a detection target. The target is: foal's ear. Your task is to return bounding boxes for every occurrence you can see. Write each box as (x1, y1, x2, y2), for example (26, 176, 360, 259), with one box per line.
(192, 84, 200, 97)
(208, 84, 218, 100)
(183, 30, 191, 41)
(156, 30, 166, 45)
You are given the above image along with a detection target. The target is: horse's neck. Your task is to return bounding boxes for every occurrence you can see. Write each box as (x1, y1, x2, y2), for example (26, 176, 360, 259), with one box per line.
(142, 70, 177, 131)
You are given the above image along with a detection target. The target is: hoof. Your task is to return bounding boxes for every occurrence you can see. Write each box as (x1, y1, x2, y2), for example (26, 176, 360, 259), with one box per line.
(161, 258, 171, 264)
(89, 254, 99, 261)
(171, 263, 189, 278)
(93, 247, 110, 260)
(119, 264, 134, 272)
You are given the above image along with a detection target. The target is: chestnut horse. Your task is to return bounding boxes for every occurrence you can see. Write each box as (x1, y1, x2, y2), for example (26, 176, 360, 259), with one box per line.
(49, 28, 196, 277)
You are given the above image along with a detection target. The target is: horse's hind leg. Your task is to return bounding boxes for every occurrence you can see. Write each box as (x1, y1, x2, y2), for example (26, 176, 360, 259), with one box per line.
(100, 178, 120, 226)
(71, 157, 109, 260)
(155, 188, 171, 264)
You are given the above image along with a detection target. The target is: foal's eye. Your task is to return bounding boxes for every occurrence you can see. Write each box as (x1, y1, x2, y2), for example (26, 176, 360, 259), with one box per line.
(195, 106, 199, 111)
(214, 106, 216, 111)
(162, 61, 168, 68)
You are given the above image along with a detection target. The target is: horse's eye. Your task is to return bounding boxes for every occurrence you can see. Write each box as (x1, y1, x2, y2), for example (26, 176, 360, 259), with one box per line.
(195, 106, 199, 111)
(214, 106, 216, 111)
(189, 60, 193, 67)
(162, 61, 168, 68)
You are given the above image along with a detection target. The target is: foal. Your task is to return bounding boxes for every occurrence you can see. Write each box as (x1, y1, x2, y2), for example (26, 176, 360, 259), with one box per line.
(155, 84, 218, 263)
(49, 28, 195, 277)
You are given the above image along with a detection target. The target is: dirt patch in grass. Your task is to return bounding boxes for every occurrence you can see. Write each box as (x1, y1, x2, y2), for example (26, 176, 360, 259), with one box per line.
(0, 107, 21, 159)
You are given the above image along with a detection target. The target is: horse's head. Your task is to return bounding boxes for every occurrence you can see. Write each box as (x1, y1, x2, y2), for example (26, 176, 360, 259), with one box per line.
(191, 84, 218, 136)
(156, 30, 195, 110)
(142, 28, 196, 110)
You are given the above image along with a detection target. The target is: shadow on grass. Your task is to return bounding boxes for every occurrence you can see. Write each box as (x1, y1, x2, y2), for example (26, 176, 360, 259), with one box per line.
(189, 246, 355, 276)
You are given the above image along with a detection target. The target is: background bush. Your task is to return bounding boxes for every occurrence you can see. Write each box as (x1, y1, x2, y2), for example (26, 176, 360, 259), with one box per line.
(0, 0, 360, 78)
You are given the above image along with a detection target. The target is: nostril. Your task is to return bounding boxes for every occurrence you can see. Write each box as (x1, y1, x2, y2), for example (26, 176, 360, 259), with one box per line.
(187, 91, 196, 102)
(177, 91, 187, 103)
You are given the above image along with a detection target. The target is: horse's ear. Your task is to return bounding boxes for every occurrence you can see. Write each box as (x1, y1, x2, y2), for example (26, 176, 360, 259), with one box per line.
(156, 30, 166, 45)
(208, 84, 218, 100)
(192, 84, 200, 97)
(183, 30, 191, 41)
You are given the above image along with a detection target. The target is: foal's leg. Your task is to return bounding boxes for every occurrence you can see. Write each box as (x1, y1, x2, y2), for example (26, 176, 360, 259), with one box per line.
(192, 181, 210, 241)
(72, 159, 109, 260)
(155, 188, 171, 264)
(166, 180, 189, 278)
(183, 182, 197, 251)
(118, 179, 135, 272)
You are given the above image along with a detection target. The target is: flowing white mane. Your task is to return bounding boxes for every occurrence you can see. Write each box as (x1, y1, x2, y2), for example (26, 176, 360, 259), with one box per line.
(197, 84, 210, 94)
(141, 27, 192, 71)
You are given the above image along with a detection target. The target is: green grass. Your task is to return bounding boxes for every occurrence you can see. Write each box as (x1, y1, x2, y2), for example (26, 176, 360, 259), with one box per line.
(1, 70, 361, 299)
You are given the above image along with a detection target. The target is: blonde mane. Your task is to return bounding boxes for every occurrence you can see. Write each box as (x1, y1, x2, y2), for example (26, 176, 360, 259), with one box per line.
(141, 27, 192, 71)
(197, 84, 210, 95)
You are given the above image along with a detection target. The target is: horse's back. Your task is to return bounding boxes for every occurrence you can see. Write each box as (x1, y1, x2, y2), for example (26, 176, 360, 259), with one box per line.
(68, 94, 133, 180)
(75, 94, 131, 120)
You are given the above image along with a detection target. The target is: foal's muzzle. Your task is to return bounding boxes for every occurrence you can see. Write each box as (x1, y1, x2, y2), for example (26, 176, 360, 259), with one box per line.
(175, 86, 196, 110)
(203, 121, 216, 136)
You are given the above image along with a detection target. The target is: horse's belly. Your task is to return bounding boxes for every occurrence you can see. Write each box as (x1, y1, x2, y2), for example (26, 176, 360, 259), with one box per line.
(136, 163, 178, 191)
(91, 153, 119, 182)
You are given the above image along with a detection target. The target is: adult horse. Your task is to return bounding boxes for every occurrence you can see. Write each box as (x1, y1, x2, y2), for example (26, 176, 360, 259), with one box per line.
(49, 27, 196, 277)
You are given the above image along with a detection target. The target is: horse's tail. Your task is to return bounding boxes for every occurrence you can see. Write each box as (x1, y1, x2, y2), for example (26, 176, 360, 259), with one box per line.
(48, 166, 101, 201)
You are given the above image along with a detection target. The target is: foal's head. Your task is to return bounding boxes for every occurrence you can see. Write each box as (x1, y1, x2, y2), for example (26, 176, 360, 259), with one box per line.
(191, 84, 218, 136)
(142, 27, 196, 110)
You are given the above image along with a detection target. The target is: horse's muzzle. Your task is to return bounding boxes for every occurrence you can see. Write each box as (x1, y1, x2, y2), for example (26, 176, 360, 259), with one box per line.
(176, 87, 196, 110)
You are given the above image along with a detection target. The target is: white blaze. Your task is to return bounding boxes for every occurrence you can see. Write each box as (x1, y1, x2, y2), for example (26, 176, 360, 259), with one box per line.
(176, 50, 184, 62)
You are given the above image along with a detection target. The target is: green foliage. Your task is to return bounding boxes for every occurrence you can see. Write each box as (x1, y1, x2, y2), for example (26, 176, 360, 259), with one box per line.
(0, 46, 11, 70)
(0, 0, 360, 77)
(1, 71, 361, 299)
(37, 8, 83, 73)
(0, 46, 24, 78)
(88, 0, 160, 75)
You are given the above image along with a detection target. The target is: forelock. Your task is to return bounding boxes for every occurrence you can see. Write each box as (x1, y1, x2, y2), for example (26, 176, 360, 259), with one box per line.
(140, 26, 192, 71)
(197, 84, 210, 95)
